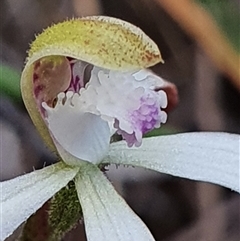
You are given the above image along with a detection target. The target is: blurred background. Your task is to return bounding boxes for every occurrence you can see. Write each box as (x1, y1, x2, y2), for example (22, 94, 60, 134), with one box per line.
(1, 0, 240, 240)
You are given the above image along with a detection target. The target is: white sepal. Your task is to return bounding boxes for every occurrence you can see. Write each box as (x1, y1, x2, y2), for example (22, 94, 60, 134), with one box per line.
(0, 162, 79, 241)
(75, 162, 155, 241)
(104, 132, 240, 193)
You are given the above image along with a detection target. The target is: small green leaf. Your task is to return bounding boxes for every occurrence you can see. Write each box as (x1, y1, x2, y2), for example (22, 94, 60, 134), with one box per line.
(0, 65, 21, 101)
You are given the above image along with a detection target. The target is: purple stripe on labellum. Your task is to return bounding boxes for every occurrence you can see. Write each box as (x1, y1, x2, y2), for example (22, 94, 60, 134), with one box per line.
(68, 59, 89, 93)
(67, 61, 84, 93)
(67, 74, 81, 93)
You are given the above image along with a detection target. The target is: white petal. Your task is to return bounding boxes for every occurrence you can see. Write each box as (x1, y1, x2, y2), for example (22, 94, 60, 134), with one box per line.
(75, 162, 155, 241)
(103, 132, 240, 193)
(43, 95, 111, 165)
(0, 162, 79, 241)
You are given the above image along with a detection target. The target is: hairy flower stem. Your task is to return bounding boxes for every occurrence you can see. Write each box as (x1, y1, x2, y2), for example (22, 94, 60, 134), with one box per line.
(19, 181, 82, 241)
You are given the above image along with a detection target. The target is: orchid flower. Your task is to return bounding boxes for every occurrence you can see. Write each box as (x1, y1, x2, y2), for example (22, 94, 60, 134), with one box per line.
(0, 16, 239, 241)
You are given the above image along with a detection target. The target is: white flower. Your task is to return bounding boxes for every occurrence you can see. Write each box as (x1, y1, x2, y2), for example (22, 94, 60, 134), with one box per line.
(0, 59, 239, 241)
